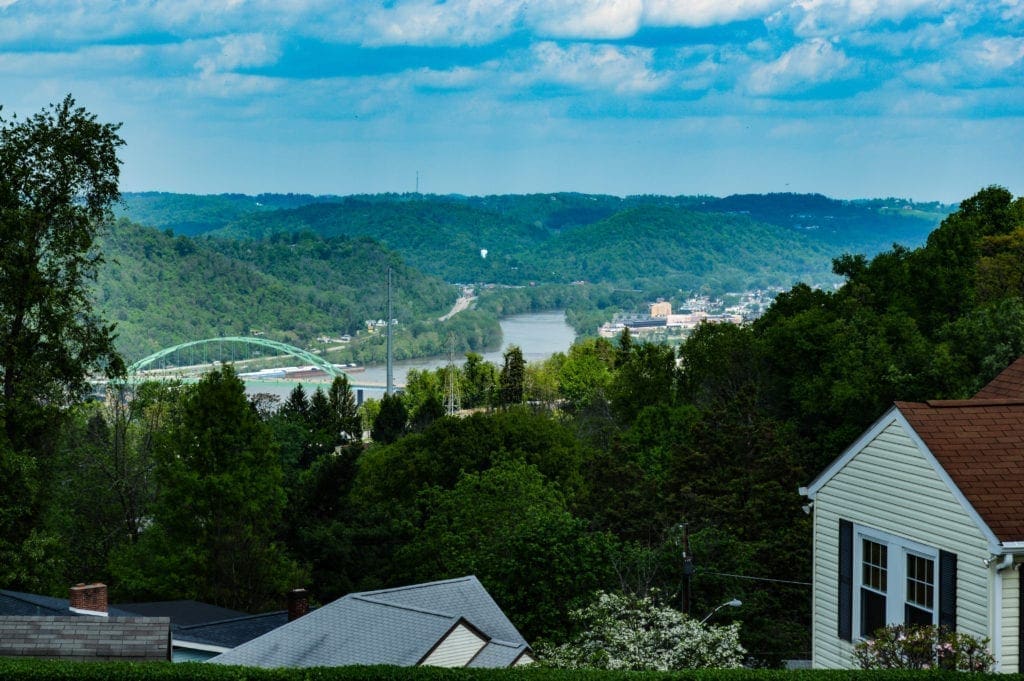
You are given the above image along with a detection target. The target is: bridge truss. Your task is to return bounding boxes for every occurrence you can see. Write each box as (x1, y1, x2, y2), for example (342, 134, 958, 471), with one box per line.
(126, 336, 349, 380)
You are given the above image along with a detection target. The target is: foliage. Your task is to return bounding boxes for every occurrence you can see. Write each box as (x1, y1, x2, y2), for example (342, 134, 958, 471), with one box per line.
(95, 221, 463, 360)
(371, 393, 407, 444)
(499, 345, 526, 406)
(0, 661, 1012, 681)
(538, 590, 745, 670)
(853, 624, 994, 672)
(0, 95, 125, 586)
(111, 365, 302, 610)
(396, 460, 614, 640)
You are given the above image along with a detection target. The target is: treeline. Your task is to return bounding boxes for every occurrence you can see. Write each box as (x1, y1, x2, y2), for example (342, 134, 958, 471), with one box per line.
(3, 183, 1019, 668)
(121, 190, 948, 294)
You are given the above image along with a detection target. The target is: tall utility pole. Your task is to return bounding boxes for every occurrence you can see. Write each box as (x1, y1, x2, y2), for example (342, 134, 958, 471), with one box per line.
(444, 332, 461, 416)
(386, 266, 394, 396)
(681, 523, 694, 615)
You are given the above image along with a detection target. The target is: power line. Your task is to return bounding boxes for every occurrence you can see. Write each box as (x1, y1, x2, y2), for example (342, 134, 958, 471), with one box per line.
(700, 571, 811, 587)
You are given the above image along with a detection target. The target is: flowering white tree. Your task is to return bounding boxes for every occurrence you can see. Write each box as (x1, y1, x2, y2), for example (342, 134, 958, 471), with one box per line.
(537, 591, 745, 670)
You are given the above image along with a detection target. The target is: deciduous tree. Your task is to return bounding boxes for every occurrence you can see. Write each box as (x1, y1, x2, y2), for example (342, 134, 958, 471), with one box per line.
(0, 96, 125, 582)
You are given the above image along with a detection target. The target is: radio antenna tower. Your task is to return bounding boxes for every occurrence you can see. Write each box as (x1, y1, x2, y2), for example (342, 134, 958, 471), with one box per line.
(444, 333, 461, 416)
(386, 266, 394, 396)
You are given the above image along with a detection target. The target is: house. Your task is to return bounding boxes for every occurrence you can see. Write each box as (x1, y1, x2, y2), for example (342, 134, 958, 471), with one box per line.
(0, 616, 171, 662)
(209, 575, 533, 668)
(0, 582, 291, 662)
(801, 357, 1024, 671)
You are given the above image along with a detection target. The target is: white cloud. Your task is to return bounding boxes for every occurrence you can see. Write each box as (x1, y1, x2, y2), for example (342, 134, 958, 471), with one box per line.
(195, 33, 280, 73)
(643, 0, 785, 28)
(526, 0, 642, 39)
(361, 0, 522, 46)
(790, 0, 956, 37)
(527, 41, 668, 94)
(747, 37, 859, 95)
(974, 36, 1024, 70)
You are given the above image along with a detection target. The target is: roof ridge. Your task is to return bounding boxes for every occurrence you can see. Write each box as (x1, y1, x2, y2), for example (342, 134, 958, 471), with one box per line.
(176, 610, 286, 631)
(356, 576, 476, 597)
(351, 594, 457, 620)
(922, 398, 1024, 407)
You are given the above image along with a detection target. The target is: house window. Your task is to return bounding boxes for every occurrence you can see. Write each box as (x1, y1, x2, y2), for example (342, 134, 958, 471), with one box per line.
(860, 539, 888, 636)
(905, 553, 935, 625)
(853, 526, 937, 639)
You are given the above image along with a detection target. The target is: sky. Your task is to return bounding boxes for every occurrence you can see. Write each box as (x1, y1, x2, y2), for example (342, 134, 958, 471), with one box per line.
(1, 1, 1022, 202)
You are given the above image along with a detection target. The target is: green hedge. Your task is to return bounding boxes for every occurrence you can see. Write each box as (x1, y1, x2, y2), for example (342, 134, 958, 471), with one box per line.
(0, 662, 1006, 681)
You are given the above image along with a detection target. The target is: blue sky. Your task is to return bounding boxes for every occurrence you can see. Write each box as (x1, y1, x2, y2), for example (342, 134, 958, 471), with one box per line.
(1, 1, 1022, 202)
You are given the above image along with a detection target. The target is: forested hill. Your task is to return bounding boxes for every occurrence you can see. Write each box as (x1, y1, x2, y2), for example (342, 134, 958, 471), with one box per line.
(119, 191, 949, 290)
(95, 220, 455, 359)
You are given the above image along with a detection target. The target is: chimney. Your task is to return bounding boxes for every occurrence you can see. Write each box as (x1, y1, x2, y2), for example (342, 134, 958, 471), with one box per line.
(69, 582, 108, 615)
(287, 588, 309, 621)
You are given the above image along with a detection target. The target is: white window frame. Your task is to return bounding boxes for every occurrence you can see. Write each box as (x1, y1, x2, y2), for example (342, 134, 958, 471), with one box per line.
(852, 524, 939, 639)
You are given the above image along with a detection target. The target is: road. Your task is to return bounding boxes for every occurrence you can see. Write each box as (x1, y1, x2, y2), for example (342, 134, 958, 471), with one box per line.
(438, 288, 476, 322)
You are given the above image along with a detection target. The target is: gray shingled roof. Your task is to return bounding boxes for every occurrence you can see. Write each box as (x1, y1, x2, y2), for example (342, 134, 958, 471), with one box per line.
(466, 640, 531, 668)
(209, 576, 530, 669)
(0, 590, 135, 617)
(116, 600, 248, 627)
(0, 616, 171, 662)
(175, 611, 289, 648)
(0, 590, 285, 654)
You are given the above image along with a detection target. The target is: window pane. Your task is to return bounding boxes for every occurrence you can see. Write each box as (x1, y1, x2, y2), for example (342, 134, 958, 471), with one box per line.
(862, 589, 886, 637)
(862, 540, 888, 591)
(906, 603, 931, 626)
(906, 553, 935, 610)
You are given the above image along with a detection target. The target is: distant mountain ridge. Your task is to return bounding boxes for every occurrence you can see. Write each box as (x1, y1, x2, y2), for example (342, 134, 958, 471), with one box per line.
(136, 191, 949, 289)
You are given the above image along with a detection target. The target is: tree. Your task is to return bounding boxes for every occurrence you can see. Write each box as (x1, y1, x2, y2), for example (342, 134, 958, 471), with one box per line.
(395, 460, 613, 640)
(499, 345, 525, 406)
(327, 375, 362, 442)
(0, 96, 125, 584)
(462, 352, 497, 409)
(112, 366, 301, 611)
(537, 590, 745, 670)
(371, 392, 407, 444)
(0, 96, 125, 449)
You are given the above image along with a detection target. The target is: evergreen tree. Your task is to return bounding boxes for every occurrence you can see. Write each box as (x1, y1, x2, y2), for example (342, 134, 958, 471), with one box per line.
(499, 345, 525, 406)
(327, 375, 362, 442)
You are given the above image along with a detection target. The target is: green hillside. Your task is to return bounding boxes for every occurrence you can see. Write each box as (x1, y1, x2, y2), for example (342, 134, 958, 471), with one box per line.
(104, 191, 953, 359)
(95, 220, 457, 359)
(535, 205, 836, 291)
(208, 198, 550, 283)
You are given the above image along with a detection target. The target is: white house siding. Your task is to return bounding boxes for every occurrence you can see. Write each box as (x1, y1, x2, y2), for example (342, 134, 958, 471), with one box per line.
(420, 623, 487, 667)
(1000, 567, 1019, 672)
(812, 419, 992, 669)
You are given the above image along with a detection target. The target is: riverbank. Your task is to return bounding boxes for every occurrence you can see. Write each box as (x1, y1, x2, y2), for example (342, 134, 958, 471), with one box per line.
(245, 311, 575, 399)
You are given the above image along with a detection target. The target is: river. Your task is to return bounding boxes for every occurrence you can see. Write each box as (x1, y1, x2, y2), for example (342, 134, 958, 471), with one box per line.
(244, 310, 576, 400)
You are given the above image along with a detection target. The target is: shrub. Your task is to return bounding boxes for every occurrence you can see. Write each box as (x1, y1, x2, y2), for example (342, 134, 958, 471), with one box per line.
(536, 590, 745, 671)
(853, 624, 994, 671)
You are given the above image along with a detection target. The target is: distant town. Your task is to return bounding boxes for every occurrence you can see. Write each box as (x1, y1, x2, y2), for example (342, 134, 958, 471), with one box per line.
(599, 289, 781, 341)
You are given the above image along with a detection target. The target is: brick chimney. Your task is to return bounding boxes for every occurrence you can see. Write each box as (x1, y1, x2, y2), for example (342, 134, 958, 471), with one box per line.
(69, 583, 108, 615)
(287, 588, 309, 621)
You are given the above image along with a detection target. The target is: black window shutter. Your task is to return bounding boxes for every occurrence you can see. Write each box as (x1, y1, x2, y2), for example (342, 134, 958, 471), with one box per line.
(838, 519, 853, 641)
(1019, 567, 1023, 673)
(938, 550, 957, 630)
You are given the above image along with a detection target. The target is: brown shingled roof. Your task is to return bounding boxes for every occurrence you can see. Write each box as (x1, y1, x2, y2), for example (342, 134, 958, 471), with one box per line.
(974, 357, 1024, 399)
(891, 358, 1024, 543)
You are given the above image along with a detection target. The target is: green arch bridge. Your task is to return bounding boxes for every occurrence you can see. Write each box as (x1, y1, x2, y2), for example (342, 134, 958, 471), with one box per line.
(124, 336, 391, 390)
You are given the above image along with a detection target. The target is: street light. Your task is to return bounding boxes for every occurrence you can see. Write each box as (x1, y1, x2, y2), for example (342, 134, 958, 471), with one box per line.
(699, 598, 742, 624)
